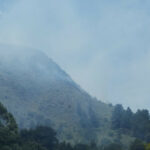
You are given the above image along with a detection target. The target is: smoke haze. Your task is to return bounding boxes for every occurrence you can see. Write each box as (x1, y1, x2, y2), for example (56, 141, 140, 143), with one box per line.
(0, 0, 150, 110)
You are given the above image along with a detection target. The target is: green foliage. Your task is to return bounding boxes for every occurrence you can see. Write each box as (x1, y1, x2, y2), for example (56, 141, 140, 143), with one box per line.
(1, 101, 150, 150)
(0, 48, 112, 145)
(103, 143, 123, 150)
(21, 142, 47, 150)
(0, 103, 19, 150)
(0, 103, 121, 150)
(145, 143, 150, 150)
(111, 104, 124, 129)
(111, 105, 150, 141)
(121, 107, 133, 130)
(132, 110, 150, 140)
(130, 139, 145, 150)
(20, 126, 58, 150)
(57, 142, 73, 150)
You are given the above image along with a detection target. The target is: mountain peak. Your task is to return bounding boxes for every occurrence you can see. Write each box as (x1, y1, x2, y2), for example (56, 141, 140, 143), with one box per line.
(0, 44, 111, 144)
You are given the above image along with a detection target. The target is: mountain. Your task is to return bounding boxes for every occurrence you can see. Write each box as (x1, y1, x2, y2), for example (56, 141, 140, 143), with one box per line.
(0, 45, 132, 146)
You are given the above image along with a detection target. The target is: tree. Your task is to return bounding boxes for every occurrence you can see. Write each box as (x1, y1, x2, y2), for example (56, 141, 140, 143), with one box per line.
(132, 110, 150, 140)
(21, 141, 47, 150)
(20, 126, 58, 150)
(121, 107, 133, 130)
(146, 143, 150, 150)
(103, 143, 122, 150)
(111, 104, 124, 129)
(130, 139, 145, 150)
(0, 103, 19, 149)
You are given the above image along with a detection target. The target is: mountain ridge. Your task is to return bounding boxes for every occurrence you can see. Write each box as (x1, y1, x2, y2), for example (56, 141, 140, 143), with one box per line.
(0, 45, 114, 144)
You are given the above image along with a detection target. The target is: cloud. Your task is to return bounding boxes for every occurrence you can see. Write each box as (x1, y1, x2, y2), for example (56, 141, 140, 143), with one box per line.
(0, 0, 150, 110)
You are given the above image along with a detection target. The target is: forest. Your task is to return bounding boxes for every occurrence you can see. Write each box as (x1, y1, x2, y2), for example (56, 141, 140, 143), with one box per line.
(112, 104, 150, 142)
(0, 101, 150, 150)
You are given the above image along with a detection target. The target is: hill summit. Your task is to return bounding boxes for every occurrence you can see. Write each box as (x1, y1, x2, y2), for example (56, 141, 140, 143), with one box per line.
(0, 45, 112, 144)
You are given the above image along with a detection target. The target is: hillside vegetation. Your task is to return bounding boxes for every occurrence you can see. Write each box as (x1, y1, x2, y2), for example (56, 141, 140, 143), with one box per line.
(0, 45, 112, 144)
(0, 45, 150, 149)
(0, 102, 149, 150)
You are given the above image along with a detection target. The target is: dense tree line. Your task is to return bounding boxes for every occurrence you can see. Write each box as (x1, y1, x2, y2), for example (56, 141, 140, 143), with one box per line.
(0, 102, 109, 150)
(0, 102, 126, 150)
(1, 101, 150, 150)
(111, 104, 150, 141)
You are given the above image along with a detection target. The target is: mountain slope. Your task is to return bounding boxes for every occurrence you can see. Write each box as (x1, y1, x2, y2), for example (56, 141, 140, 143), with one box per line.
(0, 45, 116, 144)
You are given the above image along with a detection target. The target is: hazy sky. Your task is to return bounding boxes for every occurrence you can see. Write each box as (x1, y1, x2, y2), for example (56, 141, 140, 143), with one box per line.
(0, 0, 150, 110)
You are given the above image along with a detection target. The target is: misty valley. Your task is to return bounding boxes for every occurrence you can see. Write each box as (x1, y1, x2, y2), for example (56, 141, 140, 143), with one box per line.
(0, 45, 149, 150)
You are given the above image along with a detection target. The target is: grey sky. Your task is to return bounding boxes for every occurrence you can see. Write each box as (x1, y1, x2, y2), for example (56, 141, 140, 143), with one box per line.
(0, 0, 150, 110)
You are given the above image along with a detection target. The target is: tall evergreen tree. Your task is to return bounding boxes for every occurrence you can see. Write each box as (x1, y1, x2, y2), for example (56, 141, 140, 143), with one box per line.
(111, 104, 124, 129)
